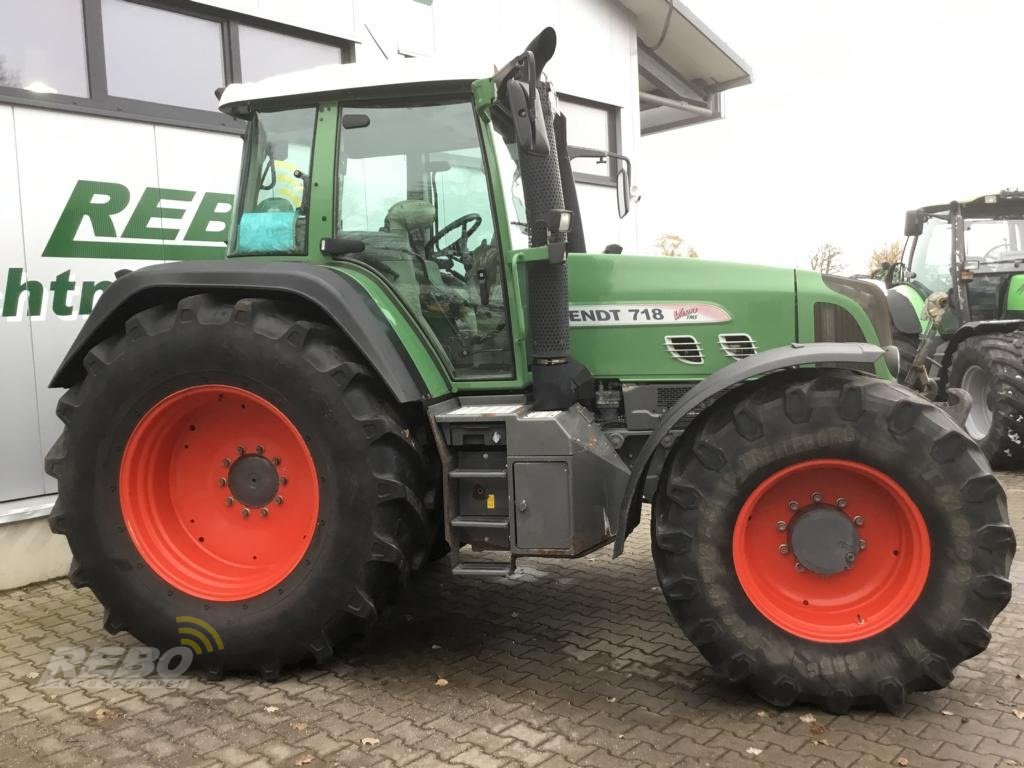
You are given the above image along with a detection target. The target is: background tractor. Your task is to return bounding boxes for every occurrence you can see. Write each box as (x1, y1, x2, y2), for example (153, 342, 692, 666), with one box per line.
(45, 30, 1014, 712)
(879, 192, 1024, 467)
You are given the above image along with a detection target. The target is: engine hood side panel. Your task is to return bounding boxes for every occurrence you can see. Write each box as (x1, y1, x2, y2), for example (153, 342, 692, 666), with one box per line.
(565, 253, 797, 379)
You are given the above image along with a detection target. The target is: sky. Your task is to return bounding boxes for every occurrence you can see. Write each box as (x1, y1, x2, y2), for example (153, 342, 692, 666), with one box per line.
(637, 0, 1024, 273)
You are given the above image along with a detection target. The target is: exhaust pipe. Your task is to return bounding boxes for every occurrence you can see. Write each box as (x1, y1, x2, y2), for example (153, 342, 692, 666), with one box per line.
(519, 82, 574, 410)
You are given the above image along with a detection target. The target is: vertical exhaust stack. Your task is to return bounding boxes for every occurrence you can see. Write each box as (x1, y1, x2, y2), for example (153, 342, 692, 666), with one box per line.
(520, 81, 574, 410)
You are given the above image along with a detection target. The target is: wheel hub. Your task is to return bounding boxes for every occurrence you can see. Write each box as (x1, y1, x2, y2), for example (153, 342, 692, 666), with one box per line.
(789, 504, 859, 575)
(228, 454, 280, 507)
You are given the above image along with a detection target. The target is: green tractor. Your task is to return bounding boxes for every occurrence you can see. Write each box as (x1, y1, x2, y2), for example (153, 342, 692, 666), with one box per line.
(46, 30, 1014, 712)
(882, 192, 1024, 467)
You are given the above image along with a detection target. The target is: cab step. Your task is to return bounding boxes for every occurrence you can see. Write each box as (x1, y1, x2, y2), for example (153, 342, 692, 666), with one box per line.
(451, 515, 509, 530)
(451, 560, 514, 577)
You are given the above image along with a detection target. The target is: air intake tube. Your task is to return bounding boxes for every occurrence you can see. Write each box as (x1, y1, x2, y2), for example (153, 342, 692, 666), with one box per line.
(520, 82, 574, 410)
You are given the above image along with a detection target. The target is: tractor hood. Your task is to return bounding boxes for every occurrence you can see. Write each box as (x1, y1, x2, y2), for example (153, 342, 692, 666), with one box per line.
(566, 252, 798, 379)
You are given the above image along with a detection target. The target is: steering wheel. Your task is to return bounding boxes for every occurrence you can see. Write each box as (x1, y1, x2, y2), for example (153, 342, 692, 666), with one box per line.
(982, 242, 1010, 260)
(425, 213, 482, 259)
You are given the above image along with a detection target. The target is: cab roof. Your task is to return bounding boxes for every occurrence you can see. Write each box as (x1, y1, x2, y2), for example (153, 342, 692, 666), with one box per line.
(218, 58, 484, 115)
(916, 190, 1024, 220)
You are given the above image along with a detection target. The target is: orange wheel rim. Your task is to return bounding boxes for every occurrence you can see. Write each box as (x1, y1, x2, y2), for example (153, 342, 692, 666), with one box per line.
(732, 459, 930, 643)
(119, 385, 318, 601)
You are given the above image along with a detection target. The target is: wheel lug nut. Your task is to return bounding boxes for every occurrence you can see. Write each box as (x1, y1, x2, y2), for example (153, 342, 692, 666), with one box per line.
(837, 497, 848, 509)
(260, 507, 269, 517)
(859, 539, 867, 550)
(779, 544, 790, 555)
(255, 445, 264, 454)
(845, 552, 856, 563)
(775, 520, 787, 532)
(222, 458, 231, 468)
(273, 457, 281, 466)
(241, 507, 249, 518)
(280, 477, 288, 486)
(218, 477, 227, 487)
(811, 491, 823, 503)
(237, 445, 245, 455)
(225, 497, 234, 506)
(788, 500, 799, 511)
(853, 515, 864, 526)
(274, 496, 284, 505)
(795, 563, 805, 572)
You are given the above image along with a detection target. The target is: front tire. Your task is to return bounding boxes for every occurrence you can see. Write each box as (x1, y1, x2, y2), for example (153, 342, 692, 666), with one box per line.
(947, 331, 1024, 469)
(652, 369, 1014, 712)
(46, 295, 434, 677)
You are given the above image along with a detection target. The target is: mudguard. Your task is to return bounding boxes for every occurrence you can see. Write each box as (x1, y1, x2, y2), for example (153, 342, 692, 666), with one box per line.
(612, 342, 886, 556)
(49, 261, 430, 403)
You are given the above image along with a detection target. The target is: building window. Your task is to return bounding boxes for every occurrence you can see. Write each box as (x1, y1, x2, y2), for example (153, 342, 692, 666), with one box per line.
(102, 0, 225, 111)
(0, 0, 90, 97)
(559, 95, 620, 185)
(238, 25, 342, 81)
(0, 0, 354, 133)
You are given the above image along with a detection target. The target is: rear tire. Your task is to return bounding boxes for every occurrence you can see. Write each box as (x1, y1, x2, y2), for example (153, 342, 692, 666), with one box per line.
(947, 330, 1024, 469)
(45, 295, 434, 677)
(652, 369, 1014, 712)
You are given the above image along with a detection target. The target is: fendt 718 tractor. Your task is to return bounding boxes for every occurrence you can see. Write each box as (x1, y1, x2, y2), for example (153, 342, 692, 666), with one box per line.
(46, 30, 1014, 712)
(881, 192, 1024, 468)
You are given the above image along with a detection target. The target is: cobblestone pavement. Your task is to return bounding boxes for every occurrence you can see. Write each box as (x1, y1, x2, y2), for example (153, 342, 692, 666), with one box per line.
(1, 474, 1021, 768)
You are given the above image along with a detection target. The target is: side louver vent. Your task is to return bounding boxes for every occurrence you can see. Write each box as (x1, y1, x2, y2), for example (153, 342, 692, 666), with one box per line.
(665, 335, 703, 365)
(719, 333, 757, 359)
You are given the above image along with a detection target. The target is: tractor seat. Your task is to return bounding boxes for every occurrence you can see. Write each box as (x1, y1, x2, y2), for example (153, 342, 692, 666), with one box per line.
(384, 199, 436, 254)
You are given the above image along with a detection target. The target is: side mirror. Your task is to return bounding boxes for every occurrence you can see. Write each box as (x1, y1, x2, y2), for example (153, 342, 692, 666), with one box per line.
(904, 209, 925, 237)
(506, 79, 549, 157)
(616, 167, 631, 219)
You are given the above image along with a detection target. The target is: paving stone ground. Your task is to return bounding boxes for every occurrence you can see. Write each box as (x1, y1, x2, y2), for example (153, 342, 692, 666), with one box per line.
(1, 473, 1022, 768)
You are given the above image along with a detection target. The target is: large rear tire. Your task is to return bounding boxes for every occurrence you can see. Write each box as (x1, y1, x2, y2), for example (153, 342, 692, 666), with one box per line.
(947, 330, 1024, 469)
(45, 295, 434, 677)
(652, 369, 1014, 712)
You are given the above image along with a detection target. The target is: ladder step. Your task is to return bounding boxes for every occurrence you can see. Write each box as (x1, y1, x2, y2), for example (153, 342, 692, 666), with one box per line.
(452, 561, 514, 576)
(449, 468, 507, 479)
(451, 515, 509, 530)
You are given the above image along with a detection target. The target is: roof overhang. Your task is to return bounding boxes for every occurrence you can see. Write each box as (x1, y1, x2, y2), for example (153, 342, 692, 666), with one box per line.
(617, 0, 752, 135)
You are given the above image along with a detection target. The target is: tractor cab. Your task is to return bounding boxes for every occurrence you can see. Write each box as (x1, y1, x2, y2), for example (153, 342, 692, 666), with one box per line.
(895, 191, 1024, 326)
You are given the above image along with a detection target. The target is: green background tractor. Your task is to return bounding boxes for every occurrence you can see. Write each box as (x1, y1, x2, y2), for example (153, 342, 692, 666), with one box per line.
(45, 30, 1014, 712)
(882, 192, 1024, 467)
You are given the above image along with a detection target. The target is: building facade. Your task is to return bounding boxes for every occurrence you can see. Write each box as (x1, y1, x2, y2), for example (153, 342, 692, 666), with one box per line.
(0, 0, 749, 587)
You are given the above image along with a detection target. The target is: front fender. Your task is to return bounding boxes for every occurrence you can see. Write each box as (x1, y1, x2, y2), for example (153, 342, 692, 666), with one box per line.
(612, 342, 886, 556)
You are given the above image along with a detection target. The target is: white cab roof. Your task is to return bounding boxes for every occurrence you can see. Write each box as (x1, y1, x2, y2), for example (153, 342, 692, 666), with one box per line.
(219, 58, 484, 112)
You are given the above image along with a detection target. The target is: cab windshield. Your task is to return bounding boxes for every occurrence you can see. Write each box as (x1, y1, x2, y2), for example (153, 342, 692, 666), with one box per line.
(336, 100, 513, 378)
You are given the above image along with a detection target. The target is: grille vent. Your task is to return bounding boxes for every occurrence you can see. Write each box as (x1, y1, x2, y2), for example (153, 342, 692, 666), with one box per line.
(665, 335, 703, 365)
(719, 333, 758, 359)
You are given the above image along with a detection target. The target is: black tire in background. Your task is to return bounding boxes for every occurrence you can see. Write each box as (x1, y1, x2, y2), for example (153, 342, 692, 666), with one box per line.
(45, 294, 435, 677)
(947, 330, 1024, 469)
(652, 369, 1014, 712)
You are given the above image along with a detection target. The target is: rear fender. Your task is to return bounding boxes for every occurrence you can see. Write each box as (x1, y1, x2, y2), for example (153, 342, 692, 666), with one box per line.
(49, 261, 445, 403)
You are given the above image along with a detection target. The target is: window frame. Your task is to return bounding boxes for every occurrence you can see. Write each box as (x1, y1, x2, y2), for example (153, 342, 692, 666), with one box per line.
(0, 0, 354, 135)
(332, 94, 518, 382)
(558, 93, 621, 188)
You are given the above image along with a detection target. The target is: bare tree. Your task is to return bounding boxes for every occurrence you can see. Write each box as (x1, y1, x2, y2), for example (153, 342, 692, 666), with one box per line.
(656, 233, 683, 257)
(810, 243, 845, 275)
(868, 241, 901, 277)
